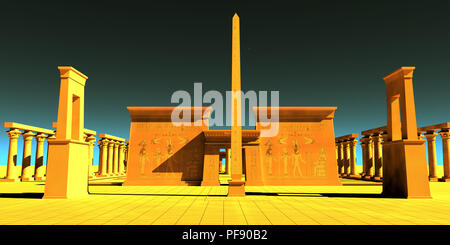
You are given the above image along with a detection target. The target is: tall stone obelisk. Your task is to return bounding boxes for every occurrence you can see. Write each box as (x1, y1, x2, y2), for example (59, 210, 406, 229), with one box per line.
(228, 13, 246, 197)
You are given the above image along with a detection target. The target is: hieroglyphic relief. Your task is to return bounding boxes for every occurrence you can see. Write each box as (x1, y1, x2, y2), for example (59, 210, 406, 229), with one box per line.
(292, 139, 305, 176)
(259, 121, 331, 181)
(265, 139, 273, 176)
(127, 120, 206, 185)
(138, 140, 149, 176)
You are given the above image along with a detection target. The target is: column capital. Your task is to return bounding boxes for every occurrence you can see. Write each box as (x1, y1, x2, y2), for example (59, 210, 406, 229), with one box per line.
(439, 130, 450, 140)
(7, 129, 21, 140)
(98, 138, 110, 147)
(86, 135, 96, 143)
(349, 138, 358, 147)
(22, 131, 36, 141)
(359, 136, 370, 144)
(372, 134, 383, 143)
(35, 133, 47, 142)
(424, 132, 438, 141)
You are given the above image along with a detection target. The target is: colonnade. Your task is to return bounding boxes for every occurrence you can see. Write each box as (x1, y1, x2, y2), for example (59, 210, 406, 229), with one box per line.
(335, 134, 359, 178)
(1, 122, 129, 181)
(418, 122, 450, 182)
(96, 134, 128, 177)
(335, 122, 450, 182)
(1, 122, 55, 182)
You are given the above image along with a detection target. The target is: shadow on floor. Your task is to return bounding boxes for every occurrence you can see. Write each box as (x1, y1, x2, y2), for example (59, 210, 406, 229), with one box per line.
(0, 193, 44, 199)
(90, 193, 227, 197)
(246, 192, 389, 198)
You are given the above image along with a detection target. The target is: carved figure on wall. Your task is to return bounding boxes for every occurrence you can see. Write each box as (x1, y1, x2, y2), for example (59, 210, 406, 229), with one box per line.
(265, 139, 273, 176)
(292, 139, 305, 176)
(138, 140, 149, 176)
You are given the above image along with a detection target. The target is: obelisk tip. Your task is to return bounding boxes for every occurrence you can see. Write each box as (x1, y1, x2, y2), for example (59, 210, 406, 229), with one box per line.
(233, 13, 239, 19)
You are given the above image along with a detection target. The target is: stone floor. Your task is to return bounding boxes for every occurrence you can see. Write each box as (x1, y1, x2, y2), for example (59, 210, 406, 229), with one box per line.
(0, 176, 449, 225)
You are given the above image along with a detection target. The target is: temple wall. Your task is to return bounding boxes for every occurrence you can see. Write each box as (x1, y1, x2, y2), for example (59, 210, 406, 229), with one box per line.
(124, 122, 205, 185)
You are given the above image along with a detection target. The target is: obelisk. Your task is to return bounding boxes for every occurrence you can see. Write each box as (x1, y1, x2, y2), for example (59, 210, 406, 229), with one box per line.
(228, 13, 246, 197)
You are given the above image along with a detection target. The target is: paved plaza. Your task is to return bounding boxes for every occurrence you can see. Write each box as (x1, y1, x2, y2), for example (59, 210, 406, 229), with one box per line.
(0, 176, 449, 225)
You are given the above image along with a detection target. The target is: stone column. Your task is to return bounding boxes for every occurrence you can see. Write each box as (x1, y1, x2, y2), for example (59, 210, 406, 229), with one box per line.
(45, 134, 56, 177)
(226, 148, 231, 174)
(86, 135, 96, 179)
(1, 129, 21, 182)
(336, 142, 343, 176)
(349, 138, 359, 177)
(360, 137, 368, 178)
(439, 130, 450, 182)
(118, 142, 125, 175)
(113, 141, 119, 176)
(34, 133, 47, 180)
(21, 131, 36, 181)
(343, 140, 350, 176)
(107, 140, 114, 176)
(363, 136, 374, 180)
(424, 132, 439, 181)
(338, 141, 344, 176)
(97, 139, 109, 177)
(373, 134, 383, 180)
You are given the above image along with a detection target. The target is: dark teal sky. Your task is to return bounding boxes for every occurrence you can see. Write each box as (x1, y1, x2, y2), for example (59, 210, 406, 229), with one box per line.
(1, 0, 450, 166)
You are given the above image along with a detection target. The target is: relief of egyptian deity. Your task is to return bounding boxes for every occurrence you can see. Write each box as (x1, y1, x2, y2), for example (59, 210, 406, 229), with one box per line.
(265, 139, 273, 176)
(153, 148, 164, 176)
(165, 139, 174, 175)
(292, 139, 305, 177)
(138, 140, 149, 176)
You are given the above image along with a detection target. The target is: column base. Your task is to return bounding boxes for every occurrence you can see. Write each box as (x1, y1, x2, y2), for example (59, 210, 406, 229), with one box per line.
(96, 174, 108, 178)
(0, 178, 20, 182)
(349, 174, 360, 178)
(227, 180, 246, 197)
(372, 176, 382, 181)
(34, 177, 45, 181)
(363, 175, 372, 180)
(440, 177, 450, 182)
(429, 176, 439, 182)
(21, 177, 34, 181)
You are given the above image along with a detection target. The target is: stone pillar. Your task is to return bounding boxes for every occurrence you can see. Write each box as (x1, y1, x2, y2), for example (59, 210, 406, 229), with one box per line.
(338, 141, 344, 176)
(21, 131, 35, 181)
(46, 134, 56, 177)
(201, 144, 220, 186)
(1, 129, 21, 182)
(424, 132, 438, 181)
(373, 134, 383, 180)
(349, 138, 359, 177)
(343, 141, 350, 176)
(34, 133, 47, 180)
(226, 148, 231, 174)
(124, 142, 129, 171)
(113, 141, 119, 176)
(107, 140, 114, 176)
(97, 139, 109, 177)
(336, 142, 343, 176)
(118, 142, 125, 175)
(44, 66, 90, 199)
(439, 130, 450, 182)
(363, 136, 374, 180)
(360, 137, 368, 178)
(86, 135, 96, 179)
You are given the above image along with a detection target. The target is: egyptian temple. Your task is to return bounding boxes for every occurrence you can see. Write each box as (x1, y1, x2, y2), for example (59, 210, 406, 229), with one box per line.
(1, 14, 444, 200)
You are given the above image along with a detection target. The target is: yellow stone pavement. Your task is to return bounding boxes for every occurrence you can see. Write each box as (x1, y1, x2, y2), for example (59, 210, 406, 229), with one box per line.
(0, 177, 450, 225)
